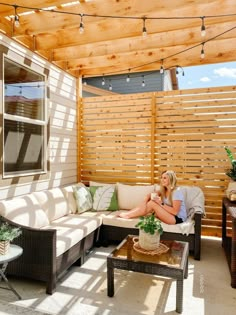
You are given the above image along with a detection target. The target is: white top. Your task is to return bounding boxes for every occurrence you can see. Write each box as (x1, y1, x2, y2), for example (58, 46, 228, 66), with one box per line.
(163, 187, 187, 221)
(0, 244, 23, 263)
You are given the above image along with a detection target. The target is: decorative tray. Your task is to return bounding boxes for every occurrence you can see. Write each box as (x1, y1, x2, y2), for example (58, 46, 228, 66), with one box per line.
(133, 240, 169, 256)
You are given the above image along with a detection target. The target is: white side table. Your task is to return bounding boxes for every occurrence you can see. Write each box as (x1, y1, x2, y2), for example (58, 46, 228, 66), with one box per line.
(0, 244, 23, 299)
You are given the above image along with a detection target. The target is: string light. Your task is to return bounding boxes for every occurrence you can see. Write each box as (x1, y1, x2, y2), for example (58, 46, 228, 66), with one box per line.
(3, 2, 236, 38)
(13, 5, 20, 28)
(2, 1, 236, 86)
(142, 17, 147, 37)
(201, 16, 206, 37)
(142, 75, 145, 87)
(160, 59, 164, 74)
(79, 13, 84, 34)
(126, 72, 130, 82)
(200, 43, 205, 59)
(109, 80, 112, 90)
(102, 76, 105, 86)
(176, 65, 185, 76)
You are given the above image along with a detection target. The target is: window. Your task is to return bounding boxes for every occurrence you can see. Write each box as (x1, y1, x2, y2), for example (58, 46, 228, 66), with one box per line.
(3, 57, 47, 177)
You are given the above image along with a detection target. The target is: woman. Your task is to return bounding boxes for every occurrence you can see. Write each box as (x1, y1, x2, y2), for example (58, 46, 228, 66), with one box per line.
(118, 170, 187, 224)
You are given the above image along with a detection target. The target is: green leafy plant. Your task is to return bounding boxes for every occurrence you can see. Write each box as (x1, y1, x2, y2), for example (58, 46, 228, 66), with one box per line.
(135, 213, 163, 235)
(225, 147, 236, 181)
(0, 223, 22, 242)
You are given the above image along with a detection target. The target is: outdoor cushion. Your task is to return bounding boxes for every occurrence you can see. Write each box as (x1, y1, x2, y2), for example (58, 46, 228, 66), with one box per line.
(33, 188, 70, 222)
(102, 210, 195, 235)
(62, 183, 85, 214)
(0, 194, 49, 228)
(72, 185, 93, 213)
(89, 185, 118, 211)
(44, 213, 103, 256)
(117, 183, 155, 210)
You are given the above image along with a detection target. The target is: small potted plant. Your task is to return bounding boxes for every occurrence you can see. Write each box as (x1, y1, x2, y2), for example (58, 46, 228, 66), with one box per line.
(225, 147, 236, 201)
(135, 213, 163, 250)
(225, 146, 236, 181)
(0, 223, 22, 255)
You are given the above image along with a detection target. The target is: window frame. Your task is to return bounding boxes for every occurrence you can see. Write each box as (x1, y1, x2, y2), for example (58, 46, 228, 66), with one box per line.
(2, 55, 47, 178)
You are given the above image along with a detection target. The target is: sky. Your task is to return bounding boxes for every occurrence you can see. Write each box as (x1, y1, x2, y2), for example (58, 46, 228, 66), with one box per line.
(178, 61, 236, 89)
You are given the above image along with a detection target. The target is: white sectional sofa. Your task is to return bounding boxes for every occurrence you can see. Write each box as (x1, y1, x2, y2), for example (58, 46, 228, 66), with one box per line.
(0, 182, 204, 294)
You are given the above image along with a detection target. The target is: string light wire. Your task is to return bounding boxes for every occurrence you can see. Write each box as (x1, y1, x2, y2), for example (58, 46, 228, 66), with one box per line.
(0, 2, 235, 84)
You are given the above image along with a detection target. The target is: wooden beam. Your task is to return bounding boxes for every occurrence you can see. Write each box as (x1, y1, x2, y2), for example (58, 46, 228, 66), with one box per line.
(55, 36, 236, 75)
(49, 20, 236, 62)
(82, 83, 118, 96)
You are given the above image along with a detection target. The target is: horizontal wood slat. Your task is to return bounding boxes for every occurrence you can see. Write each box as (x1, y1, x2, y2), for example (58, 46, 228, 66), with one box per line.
(79, 86, 236, 237)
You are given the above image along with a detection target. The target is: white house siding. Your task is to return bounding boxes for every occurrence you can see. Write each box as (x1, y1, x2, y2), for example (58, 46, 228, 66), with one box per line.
(0, 34, 77, 200)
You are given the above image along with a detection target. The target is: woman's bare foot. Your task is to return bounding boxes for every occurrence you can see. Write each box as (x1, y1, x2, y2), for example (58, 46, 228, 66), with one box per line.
(117, 212, 130, 219)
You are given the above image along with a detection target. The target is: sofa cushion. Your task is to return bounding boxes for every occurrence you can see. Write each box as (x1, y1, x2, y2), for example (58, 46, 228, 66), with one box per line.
(72, 186, 93, 213)
(117, 183, 155, 210)
(102, 210, 195, 235)
(61, 183, 85, 214)
(44, 213, 104, 256)
(61, 185, 77, 214)
(0, 194, 49, 228)
(89, 185, 118, 211)
(89, 181, 115, 187)
(33, 188, 70, 222)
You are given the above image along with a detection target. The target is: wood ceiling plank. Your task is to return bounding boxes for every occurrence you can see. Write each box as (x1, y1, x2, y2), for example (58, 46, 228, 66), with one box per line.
(4, 0, 231, 37)
(60, 37, 236, 76)
(0, 0, 236, 77)
(49, 21, 236, 61)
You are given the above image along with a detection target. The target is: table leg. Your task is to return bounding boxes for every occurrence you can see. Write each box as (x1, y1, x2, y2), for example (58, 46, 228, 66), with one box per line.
(107, 264, 114, 297)
(184, 257, 188, 279)
(176, 279, 183, 314)
(231, 217, 236, 288)
(0, 264, 21, 300)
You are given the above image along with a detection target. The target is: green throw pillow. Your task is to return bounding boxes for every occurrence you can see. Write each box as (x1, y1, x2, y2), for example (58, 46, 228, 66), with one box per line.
(72, 185, 93, 213)
(89, 185, 118, 211)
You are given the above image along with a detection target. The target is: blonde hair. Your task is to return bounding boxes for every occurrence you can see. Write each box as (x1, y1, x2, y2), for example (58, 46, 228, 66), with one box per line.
(159, 170, 177, 204)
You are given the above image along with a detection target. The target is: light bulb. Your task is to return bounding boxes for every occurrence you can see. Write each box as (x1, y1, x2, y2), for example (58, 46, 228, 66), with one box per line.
(79, 22, 84, 34)
(14, 15, 20, 28)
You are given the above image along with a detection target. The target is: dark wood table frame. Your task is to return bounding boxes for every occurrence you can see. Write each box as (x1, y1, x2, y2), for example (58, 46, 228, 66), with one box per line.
(107, 235, 189, 314)
(222, 197, 236, 288)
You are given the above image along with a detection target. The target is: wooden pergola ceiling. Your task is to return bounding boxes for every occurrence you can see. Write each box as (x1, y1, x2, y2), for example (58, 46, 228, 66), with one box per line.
(0, 0, 235, 78)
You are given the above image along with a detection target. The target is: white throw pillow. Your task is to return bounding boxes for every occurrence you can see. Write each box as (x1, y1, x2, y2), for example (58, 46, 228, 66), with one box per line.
(89, 181, 115, 187)
(0, 194, 49, 228)
(117, 183, 155, 210)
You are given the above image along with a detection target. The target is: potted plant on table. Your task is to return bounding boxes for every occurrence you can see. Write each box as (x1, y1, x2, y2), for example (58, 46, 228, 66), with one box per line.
(224, 147, 236, 201)
(0, 223, 21, 255)
(135, 213, 163, 250)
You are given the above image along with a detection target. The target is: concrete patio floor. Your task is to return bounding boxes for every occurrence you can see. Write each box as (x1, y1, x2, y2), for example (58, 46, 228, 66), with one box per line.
(0, 236, 235, 315)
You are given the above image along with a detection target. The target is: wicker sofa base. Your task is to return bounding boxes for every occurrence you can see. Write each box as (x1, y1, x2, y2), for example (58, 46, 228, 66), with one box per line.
(4, 219, 98, 295)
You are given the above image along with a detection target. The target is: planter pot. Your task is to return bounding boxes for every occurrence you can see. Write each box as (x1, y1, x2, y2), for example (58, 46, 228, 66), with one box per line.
(0, 240, 10, 255)
(138, 229, 160, 250)
(226, 181, 236, 201)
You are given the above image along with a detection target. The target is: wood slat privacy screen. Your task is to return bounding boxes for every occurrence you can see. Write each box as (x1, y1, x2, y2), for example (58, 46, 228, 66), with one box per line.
(78, 86, 236, 237)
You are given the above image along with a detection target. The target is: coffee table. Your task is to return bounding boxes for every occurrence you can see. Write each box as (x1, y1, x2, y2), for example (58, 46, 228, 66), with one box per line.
(107, 235, 189, 314)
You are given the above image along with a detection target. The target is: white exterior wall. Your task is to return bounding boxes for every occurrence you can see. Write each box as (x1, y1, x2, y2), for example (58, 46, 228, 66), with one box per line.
(0, 34, 77, 200)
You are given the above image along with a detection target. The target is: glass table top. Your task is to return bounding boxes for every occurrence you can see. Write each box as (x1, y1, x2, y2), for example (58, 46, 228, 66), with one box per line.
(110, 235, 188, 269)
